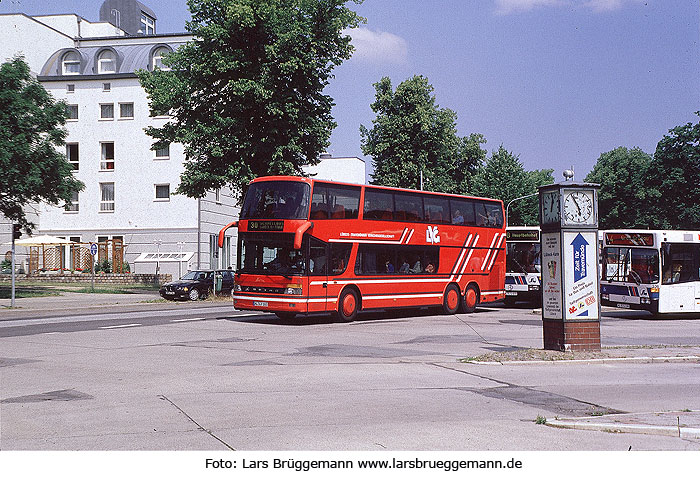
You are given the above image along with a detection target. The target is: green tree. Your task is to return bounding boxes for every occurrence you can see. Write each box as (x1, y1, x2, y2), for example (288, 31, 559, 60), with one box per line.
(584, 146, 653, 229)
(361, 75, 483, 193)
(0, 56, 84, 231)
(470, 146, 553, 226)
(138, 0, 363, 199)
(644, 113, 700, 229)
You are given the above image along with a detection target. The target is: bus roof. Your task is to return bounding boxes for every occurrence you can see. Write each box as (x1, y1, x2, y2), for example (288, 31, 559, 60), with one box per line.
(249, 175, 503, 205)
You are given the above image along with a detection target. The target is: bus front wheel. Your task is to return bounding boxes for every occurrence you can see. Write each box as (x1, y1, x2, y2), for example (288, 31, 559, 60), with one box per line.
(460, 285, 478, 314)
(443, 284, 461, 315)
(336, 288, 359, 322)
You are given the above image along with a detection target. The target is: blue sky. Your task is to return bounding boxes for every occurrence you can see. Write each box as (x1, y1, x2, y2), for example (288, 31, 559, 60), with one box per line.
(3, 0, 698, 183)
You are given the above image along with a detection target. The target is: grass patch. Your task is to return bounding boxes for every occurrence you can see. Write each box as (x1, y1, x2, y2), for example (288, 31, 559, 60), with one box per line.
(535, 415, 547, 425)
(70, 287, 146, 294)
(0, 286, 62, 299)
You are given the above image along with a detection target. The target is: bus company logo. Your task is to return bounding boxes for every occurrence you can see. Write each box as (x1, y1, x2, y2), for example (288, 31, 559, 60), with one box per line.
(426, 226, 441, 244)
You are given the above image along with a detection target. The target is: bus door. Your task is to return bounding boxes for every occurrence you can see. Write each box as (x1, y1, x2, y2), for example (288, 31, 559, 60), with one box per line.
(308, 237, 328, 312)
(660, 242, 700, 313)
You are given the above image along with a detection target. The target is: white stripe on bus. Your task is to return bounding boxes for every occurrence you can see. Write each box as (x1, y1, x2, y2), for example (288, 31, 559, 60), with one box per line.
(405, 229, 415, 243)
(310, 278, 449, 286)
(456, 234, 479, 283)
(481, 234, 500, 271)
(487, 233, 506, 271)
(449, 234, 473, 282)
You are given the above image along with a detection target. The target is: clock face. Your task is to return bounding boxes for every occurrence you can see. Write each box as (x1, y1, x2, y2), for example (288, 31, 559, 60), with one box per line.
(563, 190, 594, 225)
(541, 191, 560, 224)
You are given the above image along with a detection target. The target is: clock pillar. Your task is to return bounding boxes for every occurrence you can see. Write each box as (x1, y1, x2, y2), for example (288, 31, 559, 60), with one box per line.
(538, 182, 601, 351)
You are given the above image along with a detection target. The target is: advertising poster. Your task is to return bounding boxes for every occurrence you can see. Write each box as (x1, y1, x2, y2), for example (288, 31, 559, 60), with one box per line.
(541, 232, 562, 319)
(563, 231, 599, 320)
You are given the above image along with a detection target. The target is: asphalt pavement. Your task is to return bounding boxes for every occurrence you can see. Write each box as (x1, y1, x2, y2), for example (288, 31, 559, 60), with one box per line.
(2, 289, 700, 443)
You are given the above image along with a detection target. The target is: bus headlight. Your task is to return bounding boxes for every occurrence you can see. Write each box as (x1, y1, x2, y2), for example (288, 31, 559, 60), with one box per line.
(285, 285, 302, 295)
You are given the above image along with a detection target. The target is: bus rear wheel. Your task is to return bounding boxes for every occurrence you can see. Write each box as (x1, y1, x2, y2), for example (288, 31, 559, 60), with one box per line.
(460, 285, 478, 313)
(336, 288, 359, 322)
(443, 284, 461, 315)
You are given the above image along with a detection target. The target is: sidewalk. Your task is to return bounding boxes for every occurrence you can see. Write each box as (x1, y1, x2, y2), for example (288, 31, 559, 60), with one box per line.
(0, 289, 232, 320)
(3, 292, 700, 441)
(547, 411, 700, 439)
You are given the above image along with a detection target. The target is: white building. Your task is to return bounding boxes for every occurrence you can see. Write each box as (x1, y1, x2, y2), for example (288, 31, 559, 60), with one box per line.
(0, 0, 364, 278)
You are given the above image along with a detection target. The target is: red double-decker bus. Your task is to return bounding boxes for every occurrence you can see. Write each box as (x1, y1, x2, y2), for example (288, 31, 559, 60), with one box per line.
(218, 176, 506, 321)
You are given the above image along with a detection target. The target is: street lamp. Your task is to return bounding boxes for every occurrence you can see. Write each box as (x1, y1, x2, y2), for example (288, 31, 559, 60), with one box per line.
(506, 192, 539, 227)
(154, 239, 162, 275)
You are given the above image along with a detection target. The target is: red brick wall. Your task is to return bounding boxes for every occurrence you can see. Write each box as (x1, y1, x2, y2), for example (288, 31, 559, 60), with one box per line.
(543, 320, 601, 351)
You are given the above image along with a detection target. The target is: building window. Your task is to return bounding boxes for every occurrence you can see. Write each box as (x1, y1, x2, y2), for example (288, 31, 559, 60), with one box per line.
(67, 84, 75, 93)
(66, 104, 78, 120)
(141, 12, 156, 35)
(97, 50, 116, 74)
(100, 183, 115, 212)
(215, 188, 221, 203)
(65, 191, 79, 212)
(100, 142, 115, 170)
(155, 184, 170, 201)
(66, 143, 79, 170)
(62, 51, 80, 75)
(154, 143, 169, 159)
(152, 46, 170, 70)
(100, 104, 114, 120)
(103, 82, 111, 92)
(119, 103, 134, 119)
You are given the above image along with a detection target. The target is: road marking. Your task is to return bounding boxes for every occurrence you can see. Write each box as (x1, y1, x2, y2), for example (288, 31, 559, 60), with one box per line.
(170, 317, 205, 323)
(99, 323, 142, 329)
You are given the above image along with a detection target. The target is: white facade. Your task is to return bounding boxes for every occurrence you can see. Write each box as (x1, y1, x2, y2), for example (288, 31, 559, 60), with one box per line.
(0, 3, 365, 278)
(0, 14, 74, 74)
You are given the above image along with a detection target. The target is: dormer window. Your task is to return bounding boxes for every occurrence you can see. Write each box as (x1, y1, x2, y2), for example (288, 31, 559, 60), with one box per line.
(62, 52, 81, 75)
(98, 50, 116, 74)
(141, 13, 155, 35)
(152, 47, 170, 70)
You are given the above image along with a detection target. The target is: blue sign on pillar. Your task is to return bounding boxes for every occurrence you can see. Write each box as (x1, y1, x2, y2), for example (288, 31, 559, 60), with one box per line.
(571, 233, 588, 283)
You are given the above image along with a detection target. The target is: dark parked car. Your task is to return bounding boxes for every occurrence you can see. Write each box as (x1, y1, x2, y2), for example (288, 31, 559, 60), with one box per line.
(159, 269, 234, 301)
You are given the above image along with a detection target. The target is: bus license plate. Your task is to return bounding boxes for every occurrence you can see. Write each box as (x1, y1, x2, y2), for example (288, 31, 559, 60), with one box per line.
(616, 303, 630, 309)
(253, 301, 268, 307)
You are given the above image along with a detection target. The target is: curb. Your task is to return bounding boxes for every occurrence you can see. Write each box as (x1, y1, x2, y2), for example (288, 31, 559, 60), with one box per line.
(547, 419, 700, 439)
(465, 355, 700, 365)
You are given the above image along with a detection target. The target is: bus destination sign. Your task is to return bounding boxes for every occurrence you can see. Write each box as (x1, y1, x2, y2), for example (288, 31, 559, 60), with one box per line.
(506, 229, 540, 242)
(248, 220, 284, 231)
(605, 232, 654, 246)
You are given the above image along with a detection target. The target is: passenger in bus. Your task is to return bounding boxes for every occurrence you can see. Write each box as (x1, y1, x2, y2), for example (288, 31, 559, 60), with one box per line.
(265, 250, 291, 271)
(424, 261, 435, 273)
(452, 210, 464, 225)
(399, 259, 410, 273)
(663, 263, 683, 284)
(409, 256, 422, 274)
(385, 259, 395, 273)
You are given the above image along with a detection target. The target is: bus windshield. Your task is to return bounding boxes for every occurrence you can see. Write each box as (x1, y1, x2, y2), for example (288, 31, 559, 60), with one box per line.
(241, 181, 311, 220)
(239, 233, 306, 277)
(604, 247, 659, 284)
(506, 242, 540, 273)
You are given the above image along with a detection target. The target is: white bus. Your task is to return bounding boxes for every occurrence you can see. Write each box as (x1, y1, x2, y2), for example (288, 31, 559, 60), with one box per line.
(504, 227, 541, 306)
(601, 230, 700, 314)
